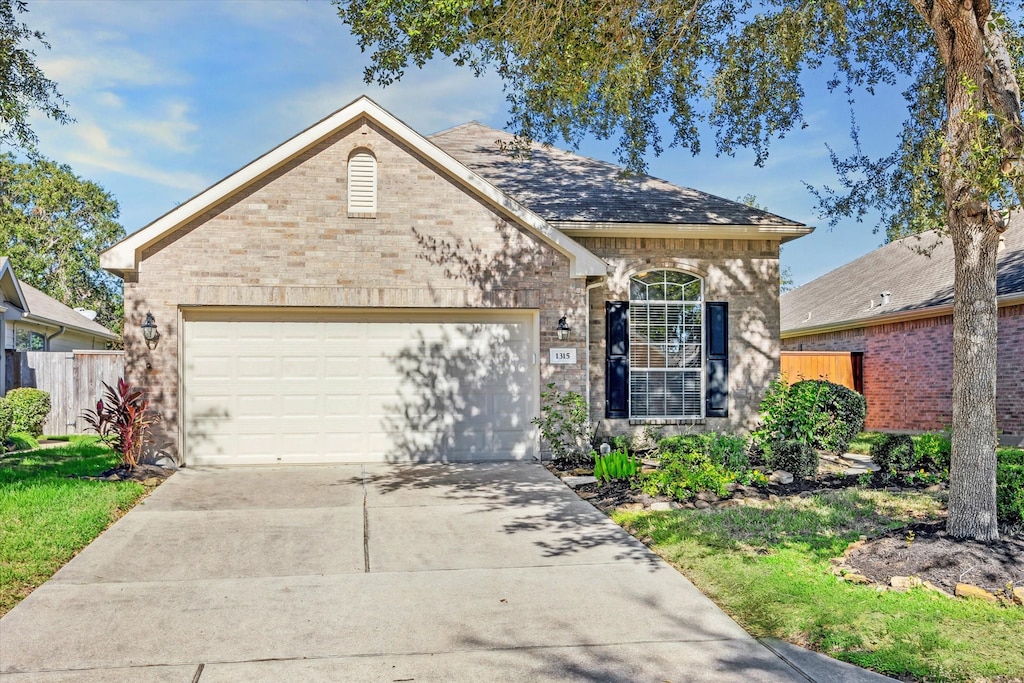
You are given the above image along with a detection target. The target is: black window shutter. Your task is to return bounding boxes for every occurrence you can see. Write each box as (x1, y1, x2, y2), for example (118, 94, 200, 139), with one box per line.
(705, 301, 729, 418)
(605, 301, 629, 418)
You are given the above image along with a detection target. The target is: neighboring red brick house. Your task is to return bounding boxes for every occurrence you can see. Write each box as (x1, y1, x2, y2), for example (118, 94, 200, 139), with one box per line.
(101, 96, 811, 466)
(781, 221, 1024, 446)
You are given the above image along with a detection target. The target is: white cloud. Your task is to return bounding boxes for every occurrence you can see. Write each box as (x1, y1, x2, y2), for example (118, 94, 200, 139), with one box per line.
(125, 101, 199, 154)
(65, 150, 207, 191)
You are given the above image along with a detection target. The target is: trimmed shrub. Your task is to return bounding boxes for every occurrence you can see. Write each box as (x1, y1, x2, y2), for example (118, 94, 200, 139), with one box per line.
(766, 439, 819, 479)
(996, 448, 1024, 527)
(790, 380, 867, 454)
(6, 388, 51, 437)
(870, 434, 917, 473)
(751, 377, 867, 456)
(0, 397, 13, 448)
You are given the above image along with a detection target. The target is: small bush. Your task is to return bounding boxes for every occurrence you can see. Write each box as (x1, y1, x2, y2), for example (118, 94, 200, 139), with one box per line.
(996, 448, 1024, 527)
(870, 434, 917, 473)
(0, 398, 13, 448)
(6, 388, 51, 437)
(765, 439, 819, 479)
(81, 379, 160, 468)
(532, 383, 594, 468)
(914, 433, 951, 474)
(658, 433, 749, 471)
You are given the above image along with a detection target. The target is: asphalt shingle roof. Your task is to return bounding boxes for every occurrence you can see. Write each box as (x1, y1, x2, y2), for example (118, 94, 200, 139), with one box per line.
(1, 257, 118, 339)
(429, 122, 803, 227)
(781, 217, 1024, 333)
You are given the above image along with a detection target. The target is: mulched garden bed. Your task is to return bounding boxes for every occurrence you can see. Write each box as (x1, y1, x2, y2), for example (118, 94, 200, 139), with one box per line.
(548, 459, 1024, 603)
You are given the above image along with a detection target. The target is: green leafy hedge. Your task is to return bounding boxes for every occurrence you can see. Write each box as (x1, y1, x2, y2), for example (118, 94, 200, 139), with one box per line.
(870, 434, 917, 474)
(6, 388, 50, 437)
(766, 439, 819, 479)
(752, 378, 866, 456)
(997, 448, 1024, 527)
(0, 398, 13, 447)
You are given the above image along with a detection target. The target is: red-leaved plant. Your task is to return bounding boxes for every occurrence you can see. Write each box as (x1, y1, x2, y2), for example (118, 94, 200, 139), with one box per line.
(81, 378, 161, 469)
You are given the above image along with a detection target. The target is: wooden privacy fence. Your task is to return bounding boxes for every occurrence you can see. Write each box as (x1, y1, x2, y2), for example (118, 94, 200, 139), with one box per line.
(780, 351, 863, 394)
(4, 350, 125, 436)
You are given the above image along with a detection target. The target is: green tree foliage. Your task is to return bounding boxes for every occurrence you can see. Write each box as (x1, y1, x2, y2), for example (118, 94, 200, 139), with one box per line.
(0, 154, 125, 335)
(0, 0, 70, 152)
(337, 0, 1023, 541)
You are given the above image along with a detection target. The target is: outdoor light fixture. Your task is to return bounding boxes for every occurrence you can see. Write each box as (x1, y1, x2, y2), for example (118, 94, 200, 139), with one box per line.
(141, 311, 160, 350)
(556, 315, 571, 341)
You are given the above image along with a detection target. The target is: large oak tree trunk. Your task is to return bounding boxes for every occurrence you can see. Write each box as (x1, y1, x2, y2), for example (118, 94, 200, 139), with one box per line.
(947, 222, 1001, 540)
(913, 0, 1021, 540)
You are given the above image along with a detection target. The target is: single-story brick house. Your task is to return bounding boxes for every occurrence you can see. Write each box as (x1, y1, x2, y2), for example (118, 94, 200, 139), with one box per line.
(101, 96, 810, 465)
(781, 219, 1023, 446)
(2, 257, 120, 392)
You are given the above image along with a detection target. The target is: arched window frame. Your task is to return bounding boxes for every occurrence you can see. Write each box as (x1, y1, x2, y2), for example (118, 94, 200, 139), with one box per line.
(627, 269, 705, 419)
(347, 149, 377, 217)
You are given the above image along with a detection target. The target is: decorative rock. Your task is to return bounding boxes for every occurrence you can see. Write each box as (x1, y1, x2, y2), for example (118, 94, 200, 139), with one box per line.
(955, 583, 999, 603)
(693, 499, 711, 510)
(579, 491, 597, 500)
(649, 501, 674, 511)
(724, 483, 740, 492)
(641, 466, 659, 474)
(104, 474, 120, 481)
(563, 476, 598, 488)
(683, 502, 696, 510)
(617, 502, 644, 511)
(768, 494, 781, 503)
(641, 458, 660, 468)
(696, 491, 718, 503)
(925, 484, 944, 493)
(890, 576, 922, 591)
(141, 477, 162, 487)
(715, 499, 743, 509)
(769, 470, 794, 485)
(153, 456, 179, 470)
(670, 501, 683, 510)
(798, 491, 814, 498)
(731, 491, 745, 499)
(922, 581, 955, 599)
(843, 573, 871, 584)
(1012, 587, 1024, 605)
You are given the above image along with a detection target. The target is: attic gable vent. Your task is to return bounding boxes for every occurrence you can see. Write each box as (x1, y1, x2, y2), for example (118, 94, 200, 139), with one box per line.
(347, 150, 377, 216)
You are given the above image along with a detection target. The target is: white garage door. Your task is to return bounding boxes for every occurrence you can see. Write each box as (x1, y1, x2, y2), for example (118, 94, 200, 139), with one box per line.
(182, 310, 537, 465)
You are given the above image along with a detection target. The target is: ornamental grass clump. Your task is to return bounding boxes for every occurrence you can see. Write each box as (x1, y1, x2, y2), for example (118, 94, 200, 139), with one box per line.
(81, 378, 161, 469)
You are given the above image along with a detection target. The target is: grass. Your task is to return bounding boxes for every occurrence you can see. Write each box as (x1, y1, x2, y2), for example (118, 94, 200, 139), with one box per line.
(0, 439, 146, 616)
(614, 489, 1024, 682)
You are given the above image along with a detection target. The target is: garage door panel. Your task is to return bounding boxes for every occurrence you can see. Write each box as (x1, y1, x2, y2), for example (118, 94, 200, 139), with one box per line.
(183, 314, 536, 465)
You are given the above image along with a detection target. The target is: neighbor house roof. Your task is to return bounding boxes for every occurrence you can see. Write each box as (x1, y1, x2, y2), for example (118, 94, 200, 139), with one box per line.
(781, 216, 1024, 337)
(0, 257, 119, 341)
(430, 122, 811, 242)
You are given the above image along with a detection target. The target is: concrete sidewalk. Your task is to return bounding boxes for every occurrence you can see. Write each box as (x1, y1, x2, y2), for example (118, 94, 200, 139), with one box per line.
(0, 463, 888, 681)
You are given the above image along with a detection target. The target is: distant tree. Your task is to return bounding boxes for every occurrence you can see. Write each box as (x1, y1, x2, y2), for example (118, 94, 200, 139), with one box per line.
(0, 0, 70, 152)
(337, 0, 1023, 540)
(0, 153, 125, 336)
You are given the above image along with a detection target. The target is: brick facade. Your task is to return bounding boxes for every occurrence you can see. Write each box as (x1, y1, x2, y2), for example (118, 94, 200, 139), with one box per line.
(577, 236, 781, 435)
(126, 117, 588, 461)
(782, 303, 1024, 443)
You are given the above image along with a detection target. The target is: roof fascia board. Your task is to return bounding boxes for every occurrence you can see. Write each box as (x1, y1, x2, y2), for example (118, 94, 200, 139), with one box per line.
(553, 221, 813, 243)
(782, 291, 1024, 338)
(21, 312, 120, 341)
(102, 97, 606, 279)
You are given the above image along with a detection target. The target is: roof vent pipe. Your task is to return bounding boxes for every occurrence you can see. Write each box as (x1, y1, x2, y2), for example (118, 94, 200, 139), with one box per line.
(880, 291, 891, 306)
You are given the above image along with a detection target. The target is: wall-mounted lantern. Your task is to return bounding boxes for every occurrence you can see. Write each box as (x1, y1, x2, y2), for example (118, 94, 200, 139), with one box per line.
(141, 312, 160, 350)
(556, 315, 571, 341)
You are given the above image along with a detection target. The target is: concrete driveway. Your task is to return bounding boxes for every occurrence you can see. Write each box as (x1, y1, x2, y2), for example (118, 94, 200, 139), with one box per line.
(1, 463, 821, 681)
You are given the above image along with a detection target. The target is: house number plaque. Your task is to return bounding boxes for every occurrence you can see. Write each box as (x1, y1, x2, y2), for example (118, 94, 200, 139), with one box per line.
(549, 348, 577, 364)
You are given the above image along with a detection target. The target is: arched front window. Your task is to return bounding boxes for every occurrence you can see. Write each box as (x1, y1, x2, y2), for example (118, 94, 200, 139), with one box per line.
(629, 270, 704, 418)
(347, 150, 377, 215)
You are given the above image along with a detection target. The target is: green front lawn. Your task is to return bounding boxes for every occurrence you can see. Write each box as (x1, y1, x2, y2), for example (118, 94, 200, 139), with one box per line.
(0, 440, 146, 616)
(614, 490, 1024, 682)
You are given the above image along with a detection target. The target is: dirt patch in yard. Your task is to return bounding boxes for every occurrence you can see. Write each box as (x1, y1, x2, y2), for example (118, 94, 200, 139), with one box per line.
(843, 520, 1024, 597)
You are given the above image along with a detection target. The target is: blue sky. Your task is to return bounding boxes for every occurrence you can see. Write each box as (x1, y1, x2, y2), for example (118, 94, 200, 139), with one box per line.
(26, 0, 931, 287)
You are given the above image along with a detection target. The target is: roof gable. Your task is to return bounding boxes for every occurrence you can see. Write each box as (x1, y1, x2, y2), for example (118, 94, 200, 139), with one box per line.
(101, 97, 605, 279)
(781, 217, 1024, 335)
(0, 257, 27, 311)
